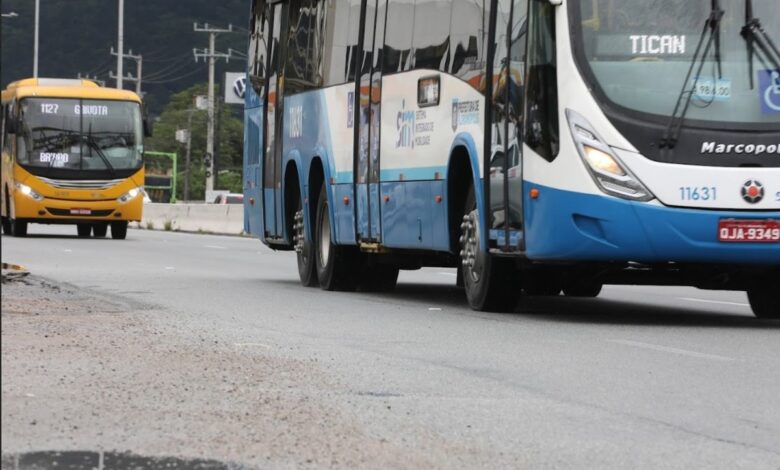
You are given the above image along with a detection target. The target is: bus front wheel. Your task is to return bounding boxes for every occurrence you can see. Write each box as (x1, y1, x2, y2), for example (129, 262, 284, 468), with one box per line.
(111, 221, 128, 240)
(11, 219, 27, 237)
(314, 183, 357, 291)
(1, 217, 10, 235)
(77, 224, 92, 238)
(748, 285, 779, 319)
(459, 186, 518, 312)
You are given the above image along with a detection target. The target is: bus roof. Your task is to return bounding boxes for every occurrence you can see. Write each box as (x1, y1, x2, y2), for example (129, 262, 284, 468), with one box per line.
(1, 78, 142, 104)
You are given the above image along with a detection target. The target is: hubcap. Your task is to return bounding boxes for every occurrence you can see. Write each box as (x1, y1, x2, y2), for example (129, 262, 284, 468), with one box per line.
(319, 205, 331, 267)
(459, 209, 484, 284)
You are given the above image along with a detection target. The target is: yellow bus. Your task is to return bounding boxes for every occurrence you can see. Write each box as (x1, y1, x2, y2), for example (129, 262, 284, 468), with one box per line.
(1, 78, 151, 239)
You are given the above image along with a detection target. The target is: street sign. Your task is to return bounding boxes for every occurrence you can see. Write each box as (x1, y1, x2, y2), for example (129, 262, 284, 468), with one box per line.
(224, 72, 246, 105)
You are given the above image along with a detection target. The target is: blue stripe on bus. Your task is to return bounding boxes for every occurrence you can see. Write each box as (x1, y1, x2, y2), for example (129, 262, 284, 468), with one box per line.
(524, 183, 780, 264)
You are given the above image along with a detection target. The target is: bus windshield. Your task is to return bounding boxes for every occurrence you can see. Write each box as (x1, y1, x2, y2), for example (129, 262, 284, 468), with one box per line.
(572, 0, 780, 126)
(17, 98, 144, 172)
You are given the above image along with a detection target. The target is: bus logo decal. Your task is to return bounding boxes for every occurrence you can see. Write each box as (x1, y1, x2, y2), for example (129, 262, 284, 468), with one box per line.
(396, 100, 415, 149)
(741, 180, 765, 204)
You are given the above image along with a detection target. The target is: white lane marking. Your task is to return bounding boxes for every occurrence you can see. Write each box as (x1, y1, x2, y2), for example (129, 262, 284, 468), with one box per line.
(234, 342, 271, 349)
(428, 307, 442, 311)
(164, 266, 175, 270)
(63, 249, 73, 253)
(609, 339, 735, 362)
(679, 297, 749, 308)
(437, 272, 457, 277)
(204, 245, 227, 250)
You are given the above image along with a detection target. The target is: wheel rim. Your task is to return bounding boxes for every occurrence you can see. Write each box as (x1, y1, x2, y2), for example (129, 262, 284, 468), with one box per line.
(293, 209, 307, 264)
(460, 209, 484, 284)
(318, 204, 331, 267)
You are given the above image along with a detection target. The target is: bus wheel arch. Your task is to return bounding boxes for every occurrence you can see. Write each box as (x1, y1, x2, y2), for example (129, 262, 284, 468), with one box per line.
(447, 145, 474, 255)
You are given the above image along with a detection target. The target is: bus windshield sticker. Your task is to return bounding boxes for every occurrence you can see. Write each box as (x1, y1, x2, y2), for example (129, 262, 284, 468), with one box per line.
(691, 77, 731, 102)
(40, 103, 59, 114)
(74, 104, 109, 116)
(758, 69, 780, 114)
(38, 152, 69, 167)
(630, 35, 686, 55)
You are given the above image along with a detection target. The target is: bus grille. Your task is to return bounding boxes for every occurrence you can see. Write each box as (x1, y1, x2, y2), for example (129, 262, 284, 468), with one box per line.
(37, 177, 126, 190)
(46, 208, 115, 217)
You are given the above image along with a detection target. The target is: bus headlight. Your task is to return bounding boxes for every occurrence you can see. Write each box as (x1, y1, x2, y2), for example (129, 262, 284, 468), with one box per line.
(117, 187, 142, 203)
(15, 183, 44, 201)
(566, 109, 654, 202)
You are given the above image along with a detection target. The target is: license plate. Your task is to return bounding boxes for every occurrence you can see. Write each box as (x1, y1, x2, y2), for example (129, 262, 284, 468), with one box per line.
(718, 219, 780, 243)
(70, 208, 92, 215)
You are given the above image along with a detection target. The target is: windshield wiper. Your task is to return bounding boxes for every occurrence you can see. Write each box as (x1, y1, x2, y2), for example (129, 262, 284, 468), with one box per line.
(84, 125, 116, 177)
(741, 0, 780, 89)
(660, 0, 724, 153)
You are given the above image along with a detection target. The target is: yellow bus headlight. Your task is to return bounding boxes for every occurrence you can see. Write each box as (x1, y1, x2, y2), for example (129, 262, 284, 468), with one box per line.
(15, 183, 44, 201)
(117, 187, 142, 204)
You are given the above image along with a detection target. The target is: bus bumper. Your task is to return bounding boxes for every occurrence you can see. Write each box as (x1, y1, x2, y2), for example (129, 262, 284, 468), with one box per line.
(524, 184, 780, 265)
(13, 193, 143, 223)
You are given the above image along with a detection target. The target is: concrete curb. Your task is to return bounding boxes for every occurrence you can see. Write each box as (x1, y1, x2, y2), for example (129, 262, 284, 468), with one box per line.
(137, 203, 244, 236)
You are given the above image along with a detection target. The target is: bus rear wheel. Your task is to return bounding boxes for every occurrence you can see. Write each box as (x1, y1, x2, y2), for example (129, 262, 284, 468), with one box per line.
(111, 221, 128, 240)
(294, 200, 318, 287)
(459, 185, 517, 312)
(77, 224, 92, 238)
(315, 183, 357, 291)
(93, 223, 108, 238)
(748, 286, 779, 319)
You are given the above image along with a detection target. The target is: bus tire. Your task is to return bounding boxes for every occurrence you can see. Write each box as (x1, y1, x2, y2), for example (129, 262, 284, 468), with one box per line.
(77, 223, 92, 238)
(314, 183, 357, 291)
(11, 219, 27, 237)
(111, 221, 128, 240)
(93, 223, 108, 238)
(295, 198, 318, 287)
(748, 286, 779, 319)
(460, 185, 517, 312)
(1, 217, 10, 235)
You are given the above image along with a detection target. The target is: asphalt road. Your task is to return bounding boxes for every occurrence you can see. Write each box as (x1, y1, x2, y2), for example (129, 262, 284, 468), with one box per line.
(3, 225, 780, 469)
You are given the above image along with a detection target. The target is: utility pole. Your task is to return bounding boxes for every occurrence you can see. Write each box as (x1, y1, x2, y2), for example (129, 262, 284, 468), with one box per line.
(116, 0, 124, 88)
(33, 0, 39, 77)
(193, 23, 234, 195)
(111, 48, 143, 94)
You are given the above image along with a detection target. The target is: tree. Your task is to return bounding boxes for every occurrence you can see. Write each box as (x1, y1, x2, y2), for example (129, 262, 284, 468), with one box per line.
(146, 83, 244, 201)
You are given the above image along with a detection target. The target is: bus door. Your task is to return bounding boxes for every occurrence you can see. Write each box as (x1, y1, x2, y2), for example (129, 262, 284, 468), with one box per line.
(355, 0, 385, 243)
(262, 1, 287, 240)
(488, 0, 527, 251)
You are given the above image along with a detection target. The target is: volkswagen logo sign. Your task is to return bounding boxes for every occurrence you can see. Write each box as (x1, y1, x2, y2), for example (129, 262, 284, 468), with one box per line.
(741, 180, 765, 204)
(232, 76, 246, 100)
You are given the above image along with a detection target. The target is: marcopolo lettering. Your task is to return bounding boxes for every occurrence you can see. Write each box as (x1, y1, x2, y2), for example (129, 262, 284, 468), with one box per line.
(701, 141, 780, 155)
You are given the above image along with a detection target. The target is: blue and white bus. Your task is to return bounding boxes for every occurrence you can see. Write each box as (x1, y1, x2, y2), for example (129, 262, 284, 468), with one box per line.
(243, 0, 780, 318)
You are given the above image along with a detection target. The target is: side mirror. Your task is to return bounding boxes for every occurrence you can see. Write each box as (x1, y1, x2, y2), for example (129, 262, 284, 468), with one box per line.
(5, 108, 18, 134)
(143, 117, 153, 138)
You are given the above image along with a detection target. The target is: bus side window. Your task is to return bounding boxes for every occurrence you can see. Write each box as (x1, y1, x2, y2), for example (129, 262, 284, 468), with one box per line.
(411, 0, 452, 71)
(248, 0, 269, 95)
(383, 0, 414, 74)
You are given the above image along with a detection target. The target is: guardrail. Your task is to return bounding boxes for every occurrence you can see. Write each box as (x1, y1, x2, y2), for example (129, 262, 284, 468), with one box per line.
(136, 203, 244, 235)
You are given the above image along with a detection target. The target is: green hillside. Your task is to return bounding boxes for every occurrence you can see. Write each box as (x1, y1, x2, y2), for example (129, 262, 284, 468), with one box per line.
(1, 0, 250, 114)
